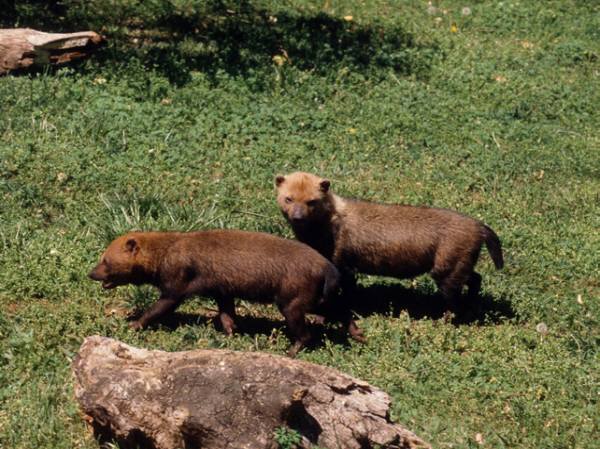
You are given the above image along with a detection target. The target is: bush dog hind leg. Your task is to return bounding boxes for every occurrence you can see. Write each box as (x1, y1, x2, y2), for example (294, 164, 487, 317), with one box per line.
(338, 272, 366, 342)
(279, 296, 312, 357)
(310, 269, 366, 343)
(215, 297, 237, 335)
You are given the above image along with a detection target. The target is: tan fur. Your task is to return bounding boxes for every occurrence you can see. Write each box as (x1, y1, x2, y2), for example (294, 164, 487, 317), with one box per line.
(89, 230, 344, 356)
(276, 172, 504, 306)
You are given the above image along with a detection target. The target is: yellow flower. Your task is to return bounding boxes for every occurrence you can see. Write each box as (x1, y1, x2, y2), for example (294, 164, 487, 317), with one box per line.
(450, 23, 458, 33)
(343, 15, 353, 22)
(520, 40, 534, 49)
(272, 55, 286, 66)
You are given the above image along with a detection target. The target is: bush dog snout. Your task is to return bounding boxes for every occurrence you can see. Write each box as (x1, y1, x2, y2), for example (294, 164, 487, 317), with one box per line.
(89, 230, 352, 356)
(275, 172, 504, 310)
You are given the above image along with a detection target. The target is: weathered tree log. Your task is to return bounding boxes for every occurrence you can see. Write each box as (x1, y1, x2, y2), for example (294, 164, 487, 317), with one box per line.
(72, 336, 431, 449)
(0, 28, 103, 74)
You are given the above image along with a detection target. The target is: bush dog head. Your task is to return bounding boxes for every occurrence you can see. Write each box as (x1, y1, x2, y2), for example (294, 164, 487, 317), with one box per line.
(275, 172, 333, 227)
(275, 171, 504, 312)
(89, 234, 147, 289)
(89, 230, 361, 356)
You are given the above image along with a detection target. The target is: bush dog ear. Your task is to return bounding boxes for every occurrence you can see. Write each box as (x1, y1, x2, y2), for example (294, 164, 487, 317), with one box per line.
(275, 175, 285, 187)
(319, 179, 331, 193)
(125, 238, 139, 255)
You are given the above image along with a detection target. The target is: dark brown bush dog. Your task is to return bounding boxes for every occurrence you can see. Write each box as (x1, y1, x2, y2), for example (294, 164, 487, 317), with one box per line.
(89, 229, 348, 356)
(275, 172, 504, 312)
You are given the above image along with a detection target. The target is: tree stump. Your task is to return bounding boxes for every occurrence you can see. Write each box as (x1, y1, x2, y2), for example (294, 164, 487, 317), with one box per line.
(72, 336, 431, 449)
(0, 28, 103, 74)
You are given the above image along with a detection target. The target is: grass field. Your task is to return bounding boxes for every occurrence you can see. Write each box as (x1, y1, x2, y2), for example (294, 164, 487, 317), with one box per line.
(1, 1, 598, 448)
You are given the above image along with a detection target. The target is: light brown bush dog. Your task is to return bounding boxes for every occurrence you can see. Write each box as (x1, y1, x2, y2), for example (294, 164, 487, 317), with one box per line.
(89, 230, 345, 356)
(275, 172, 504, 315)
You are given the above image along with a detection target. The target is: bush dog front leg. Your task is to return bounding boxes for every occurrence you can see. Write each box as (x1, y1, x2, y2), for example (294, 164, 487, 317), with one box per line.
(130, 296, 181, 330)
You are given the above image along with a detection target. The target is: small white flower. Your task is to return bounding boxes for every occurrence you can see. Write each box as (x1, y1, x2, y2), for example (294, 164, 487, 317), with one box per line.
(475, 433, 484, 445)
(536, 322, 548, 335)
(462, 6, 472, 16)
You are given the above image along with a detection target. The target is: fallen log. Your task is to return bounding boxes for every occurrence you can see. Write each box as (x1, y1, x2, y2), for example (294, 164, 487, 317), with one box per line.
(72, 336, 431, 449)
(0, 28, 103, 74)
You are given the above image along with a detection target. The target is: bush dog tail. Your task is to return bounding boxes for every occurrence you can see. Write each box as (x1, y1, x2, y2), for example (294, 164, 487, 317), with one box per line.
(483, 224, 504, 269)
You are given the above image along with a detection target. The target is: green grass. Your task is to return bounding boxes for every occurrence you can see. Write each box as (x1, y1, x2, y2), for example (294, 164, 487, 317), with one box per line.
(1, 1, 598, 448)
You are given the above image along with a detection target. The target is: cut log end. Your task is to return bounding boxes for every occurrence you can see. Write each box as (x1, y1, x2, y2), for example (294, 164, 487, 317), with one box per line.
(72, 336, 432, 449)
(0, 28, 104, 75)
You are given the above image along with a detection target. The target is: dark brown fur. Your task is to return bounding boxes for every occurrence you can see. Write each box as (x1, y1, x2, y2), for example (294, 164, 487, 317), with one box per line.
(275, 172, 504, 311)
(89, 230, 343, 356)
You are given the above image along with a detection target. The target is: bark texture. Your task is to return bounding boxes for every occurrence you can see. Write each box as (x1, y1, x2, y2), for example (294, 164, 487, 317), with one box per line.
(72, 336, 431, 449)
(0, 28, 103, 74)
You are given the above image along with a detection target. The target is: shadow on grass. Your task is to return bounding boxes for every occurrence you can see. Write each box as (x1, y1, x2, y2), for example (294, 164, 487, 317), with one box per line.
(349, 283, 515, 325)
(103, 9, 434, 85)
(130, 281, 513, 355)
(133, 308, 355, 351)
(3, 1, 439, 85)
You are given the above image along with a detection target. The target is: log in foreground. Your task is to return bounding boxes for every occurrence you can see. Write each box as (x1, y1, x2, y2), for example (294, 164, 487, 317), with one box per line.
(0, 28, 103, 74)
(72, 336, 431, 449)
